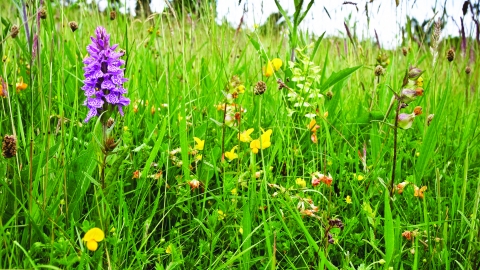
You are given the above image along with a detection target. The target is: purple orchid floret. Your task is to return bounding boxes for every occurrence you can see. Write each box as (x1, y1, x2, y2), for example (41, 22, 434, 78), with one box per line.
(82, 26, 129, 122)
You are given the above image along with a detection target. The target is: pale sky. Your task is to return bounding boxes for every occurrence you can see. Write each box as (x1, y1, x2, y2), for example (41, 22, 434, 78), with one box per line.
(216, 0, 470, 48)
(79, 0, 472, 49)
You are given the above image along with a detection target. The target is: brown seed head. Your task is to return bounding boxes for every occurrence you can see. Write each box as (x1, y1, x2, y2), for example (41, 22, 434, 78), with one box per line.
(2, 135, 17, 158)
(402, 47, 408, 56)
(447, 48, 455, 62)
(69, 21, 78, 32)
(39, 8, 47, 19)
(11, 25, 19, 38)
(254, 81, 267, 95)
(465, 66, 471, 74)
(105, 137, 117, 152)
(374, 65, 385, 76)
(110, 11, 116, 20)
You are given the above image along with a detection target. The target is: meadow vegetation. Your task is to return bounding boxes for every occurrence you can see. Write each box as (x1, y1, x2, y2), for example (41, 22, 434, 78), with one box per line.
(0, 1, 479, 269)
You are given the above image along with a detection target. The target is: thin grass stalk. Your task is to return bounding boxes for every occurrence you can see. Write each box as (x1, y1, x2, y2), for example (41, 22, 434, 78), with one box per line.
(390, 102, 401, 197)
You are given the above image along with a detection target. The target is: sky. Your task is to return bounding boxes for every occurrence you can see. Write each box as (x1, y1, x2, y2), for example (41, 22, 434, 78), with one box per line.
(78, 0, 473, 49)
(216, 0, 471, 48)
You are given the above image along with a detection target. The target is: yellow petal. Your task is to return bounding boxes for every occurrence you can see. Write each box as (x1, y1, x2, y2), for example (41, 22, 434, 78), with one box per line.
(83, 227, 105, 242)
(86, 240, 98, 251)
(239, 128, 254, 142)
(271, 58, 283, 71)
(194, 137, 205, 150)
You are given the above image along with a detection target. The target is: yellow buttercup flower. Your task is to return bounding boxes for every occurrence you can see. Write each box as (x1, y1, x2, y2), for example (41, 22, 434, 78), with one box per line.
(239, 128, 254, 142)
(225, 146, 238, 161)
(345, 195, 352, 204)
(193, 137, 204, 150)
(250, 129, 272, 154)
(83, 227, 105, 251)
(271, 58, 282, 71)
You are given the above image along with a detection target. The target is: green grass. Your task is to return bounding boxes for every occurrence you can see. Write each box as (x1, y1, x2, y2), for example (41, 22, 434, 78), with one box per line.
(0, 1, 479, 269)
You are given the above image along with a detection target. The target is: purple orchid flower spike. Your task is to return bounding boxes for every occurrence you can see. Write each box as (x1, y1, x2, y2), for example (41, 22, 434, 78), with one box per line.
(82, 26, 129, 122)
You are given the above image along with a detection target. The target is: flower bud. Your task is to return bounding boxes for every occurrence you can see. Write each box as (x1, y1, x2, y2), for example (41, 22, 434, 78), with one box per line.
(427, 114, 434, 126)
(402, 47, 408, 56)
(188, 179, 200, 190)
(408, 66, 423, 79)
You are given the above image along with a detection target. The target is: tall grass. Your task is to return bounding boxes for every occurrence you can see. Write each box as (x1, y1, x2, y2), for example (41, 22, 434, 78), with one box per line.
(0, 1, 479, 269)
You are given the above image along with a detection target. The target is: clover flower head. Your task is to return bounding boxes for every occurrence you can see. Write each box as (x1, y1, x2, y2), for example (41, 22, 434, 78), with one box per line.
(82, 26, 130, 122)
(83, 227, 105, 251)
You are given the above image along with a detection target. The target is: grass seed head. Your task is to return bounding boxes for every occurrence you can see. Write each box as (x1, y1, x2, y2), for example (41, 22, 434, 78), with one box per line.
(447, 48, 455, 62)
(10, 25, 19, 38)
(2, 135, 17, 158)
(69, 21, 78, 32)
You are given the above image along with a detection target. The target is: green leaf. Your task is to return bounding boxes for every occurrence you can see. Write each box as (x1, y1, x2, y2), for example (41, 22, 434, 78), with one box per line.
(320, 65, 362, 91)
(384, 191, 394, 266)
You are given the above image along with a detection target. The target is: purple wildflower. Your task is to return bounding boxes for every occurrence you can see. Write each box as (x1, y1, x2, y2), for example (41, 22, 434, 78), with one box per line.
(82, 26, 129, 122)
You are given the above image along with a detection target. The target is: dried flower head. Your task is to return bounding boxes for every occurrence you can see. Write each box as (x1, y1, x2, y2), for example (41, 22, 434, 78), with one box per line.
(402, 47, 408, 56)
(39, 8, 47, 19)
(82, 26, 130, 122)
(10, 25, 19, 38)
(188, 179, 200, 190)
(110, 11, 116, 20)
(414, 185, 427, 199)
(254, 81, 267, 95)
(447, 48, 455, 62)
(0, 77, 7, 98)
(2, 135, 17, 158)
(427, 114, 434, 126)
(465, 66, 471, 74)
(374, 65, 385, 76)
(69, 21, 78, 32)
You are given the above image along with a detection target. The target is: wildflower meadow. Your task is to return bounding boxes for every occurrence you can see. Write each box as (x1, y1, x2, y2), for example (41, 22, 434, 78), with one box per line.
(0, 0, 480, 269)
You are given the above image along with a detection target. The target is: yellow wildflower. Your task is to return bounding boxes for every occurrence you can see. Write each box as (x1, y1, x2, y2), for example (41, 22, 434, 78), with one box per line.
(250, 129, 272, 154)
(224, 146, 238, 161)
(165, 244, 173, 254)
(263, 63, 274, 77)
(295, 178, 306, 188)
(237, 85, 245, 94)
(83, 228, 105, 251)
(217, 210, 226, 220)
(271, 58, 283, 71)
(231, 188, 237, 195)
(414, 185, 427, 199)
(416, 76, 423, 87)
(193, 137, 204, 150)
(307, 119, 320, 132)
(345, 195, 352, 204)
(16, 79, 27, 92)
(239, 128, 254, 142)
(357, 175, 364, 181)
